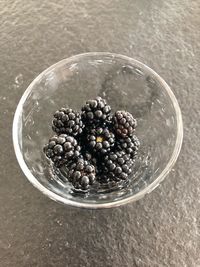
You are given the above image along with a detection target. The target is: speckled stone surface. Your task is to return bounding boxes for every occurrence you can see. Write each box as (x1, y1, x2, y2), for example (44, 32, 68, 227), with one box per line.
(0, 1, 200, 266)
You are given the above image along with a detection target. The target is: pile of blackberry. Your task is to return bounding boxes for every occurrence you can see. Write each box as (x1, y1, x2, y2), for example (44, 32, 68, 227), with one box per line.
(44, 97, 140, 191)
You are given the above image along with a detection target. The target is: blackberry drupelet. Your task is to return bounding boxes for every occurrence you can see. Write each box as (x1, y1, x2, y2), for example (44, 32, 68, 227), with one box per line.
(52, 108, 84, 136)
(81, 97, 111, 126)
(102, 150, 134, 182)
(113, 110, 137, 138)
(44, 134, 81, 167)
(68, 158, 96, 190)
(117, 135, 140, 158)
(83, 151, 98, 166)
(87, 126, 115, 155)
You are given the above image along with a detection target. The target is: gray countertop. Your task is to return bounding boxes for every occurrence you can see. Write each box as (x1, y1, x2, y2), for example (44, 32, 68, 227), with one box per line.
(0, 1, 200, 266)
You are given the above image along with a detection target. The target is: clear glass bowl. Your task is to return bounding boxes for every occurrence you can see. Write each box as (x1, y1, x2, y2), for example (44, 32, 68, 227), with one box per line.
(13, 52, 183, 209)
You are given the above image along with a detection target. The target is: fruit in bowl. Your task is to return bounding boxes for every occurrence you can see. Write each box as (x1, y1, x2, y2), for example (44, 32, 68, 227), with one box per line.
(13, 52, 183, 208)
(44, 97, 140, 191)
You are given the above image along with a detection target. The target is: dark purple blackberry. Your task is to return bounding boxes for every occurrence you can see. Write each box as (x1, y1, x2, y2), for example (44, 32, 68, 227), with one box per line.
(52, 108, 84, 136)
(43, 134, 81, 167)
(83, 151, 98, 166)
(87, 126, 115, 155)
(81, 97, 111, 126)
(117, 135, 140, 159)
(101, 151, 134, 182)
(113, 110, 137, 138)
(68, 158, 96, 190)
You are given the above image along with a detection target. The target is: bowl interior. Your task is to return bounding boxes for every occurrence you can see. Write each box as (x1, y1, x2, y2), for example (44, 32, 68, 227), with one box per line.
(13, 53, 182, 208)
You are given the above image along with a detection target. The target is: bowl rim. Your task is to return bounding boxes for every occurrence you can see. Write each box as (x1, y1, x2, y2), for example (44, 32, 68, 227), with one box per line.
(12, 52, 183, 209)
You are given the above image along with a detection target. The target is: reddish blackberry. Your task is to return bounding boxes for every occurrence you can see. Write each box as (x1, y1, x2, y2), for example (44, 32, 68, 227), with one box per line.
(81, 97, 111, 126)
(117, 135, 140, 158)
(68, 158, 96, 190)
(101, 151, 134, 182)
(52, 108, 84, 136)
(44, 134, 81, 167)
(87, 126, 115, 155)
(113, 110, 137, 138)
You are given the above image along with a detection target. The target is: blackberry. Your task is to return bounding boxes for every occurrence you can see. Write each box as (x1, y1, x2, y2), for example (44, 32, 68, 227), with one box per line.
(68, 158, 96, 190)
(101, 151, 134, 182)
(52, 108, 84, 136)
(81, 97, 111, 126)
(117, 135, 140, 158)
(87, 126, 115, 155)
(113, 110, 137, 138)
(83, 151, 98, 166)
(44, 134, 81, 167)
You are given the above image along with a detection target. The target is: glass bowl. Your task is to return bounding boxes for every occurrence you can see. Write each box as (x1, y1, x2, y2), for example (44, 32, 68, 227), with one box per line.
(13, 52, 183, 209)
